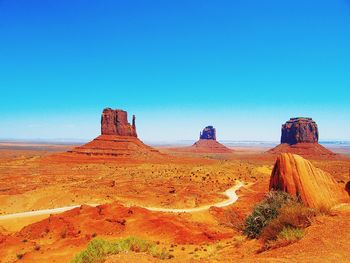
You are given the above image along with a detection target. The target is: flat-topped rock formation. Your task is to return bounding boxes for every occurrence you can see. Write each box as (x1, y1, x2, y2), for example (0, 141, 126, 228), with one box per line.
(69, 108, 161, 158)
(270, 153, 348, 208)
(281, 117, 318, 144)
(200, 126, 216, 140)
(189, 126, 232, 153)
(101, 108, 137, 137)
(268, 117, 335, 157)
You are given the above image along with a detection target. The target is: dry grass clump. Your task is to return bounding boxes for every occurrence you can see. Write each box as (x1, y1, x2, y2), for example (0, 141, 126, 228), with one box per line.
(244, 191, 317, 250)
(243, 191, 294, 238)
(260, 203, 315, 250)
(263, 227, 305, 250)
(71, 236, 171, 263)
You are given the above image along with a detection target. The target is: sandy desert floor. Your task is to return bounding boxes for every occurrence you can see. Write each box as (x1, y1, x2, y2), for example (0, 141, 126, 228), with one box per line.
(0, 143, 349, 262)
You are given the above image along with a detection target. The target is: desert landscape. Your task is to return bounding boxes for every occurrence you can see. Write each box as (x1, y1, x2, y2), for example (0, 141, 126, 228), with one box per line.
(0, 109, 349, 263)
(1, 1, 350, 262)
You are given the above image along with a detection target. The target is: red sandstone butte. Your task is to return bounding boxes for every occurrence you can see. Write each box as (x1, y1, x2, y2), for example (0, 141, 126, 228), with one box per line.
(268, 117, 335, 157)
(101, 108, 137, 137)
(69, 108, 161, 158)
(190, 126, 232, 153)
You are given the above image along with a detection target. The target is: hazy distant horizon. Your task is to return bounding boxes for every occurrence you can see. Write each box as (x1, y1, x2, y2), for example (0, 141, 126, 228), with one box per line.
(1, 138, 350, 147)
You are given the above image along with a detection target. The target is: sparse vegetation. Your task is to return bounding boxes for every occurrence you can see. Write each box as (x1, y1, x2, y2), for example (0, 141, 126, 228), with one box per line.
(243, 191, 294, 238)
(260, 203, 314, 242)
(70, 236, 171, 263)
(278, 226, 305, 241)
(263, 227, 305, 250)
(244, 191, 317, 250)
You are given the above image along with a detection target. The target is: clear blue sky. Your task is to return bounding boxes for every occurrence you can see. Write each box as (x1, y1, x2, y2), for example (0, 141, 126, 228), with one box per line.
(1, 0, 349, 142)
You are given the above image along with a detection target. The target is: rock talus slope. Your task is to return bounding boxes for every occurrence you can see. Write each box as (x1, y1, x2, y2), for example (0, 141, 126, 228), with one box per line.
(269, 117, 335, 157)
(69, 108, 161, 158)
(190, 126, 232, 153)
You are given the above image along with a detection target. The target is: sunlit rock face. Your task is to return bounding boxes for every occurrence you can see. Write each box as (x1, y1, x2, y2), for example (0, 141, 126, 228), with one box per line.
(268, 117, 335, 157)
(101, 108, 137, 137)
(270, 153, 348, 208)
(281, 117, 318, 145)
(69, 108, 162, 158)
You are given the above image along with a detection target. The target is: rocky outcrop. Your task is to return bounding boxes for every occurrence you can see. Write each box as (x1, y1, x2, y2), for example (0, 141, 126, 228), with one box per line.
(101, 108, 137, 137)
(69, 108, 161, 158)
(185, 126, 232, 153)
(281, 117, 318, 144)
(346, 168, 350, 196)
(346, 181, 350, 196)
(270, 153, 348, 208)
(200, 126, 216, 140)
(268, 117, 335, 157)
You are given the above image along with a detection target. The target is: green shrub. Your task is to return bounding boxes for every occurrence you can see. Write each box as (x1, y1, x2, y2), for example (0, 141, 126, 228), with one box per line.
(243, 191, 294, 238)
(71, 236, 170, 263)
(260, 203, 315, 242)
(278, 226, 304, 241)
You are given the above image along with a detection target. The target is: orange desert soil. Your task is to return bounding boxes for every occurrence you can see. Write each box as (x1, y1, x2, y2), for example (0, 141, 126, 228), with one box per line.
(0, 143, 349, 262)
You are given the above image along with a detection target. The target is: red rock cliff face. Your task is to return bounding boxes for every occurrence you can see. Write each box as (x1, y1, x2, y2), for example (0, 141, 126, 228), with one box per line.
(270, 153, 348, 208)
(281, 117, 318, 145)
(101, 108, 137, 137)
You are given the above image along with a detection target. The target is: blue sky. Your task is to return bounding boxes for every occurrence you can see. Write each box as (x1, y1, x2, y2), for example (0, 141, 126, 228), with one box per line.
(0, 0, 349, 141)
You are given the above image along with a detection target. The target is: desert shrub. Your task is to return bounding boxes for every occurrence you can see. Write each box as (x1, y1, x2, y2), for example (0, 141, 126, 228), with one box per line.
(278, 226, 304, 241)
(262, 227, 305, 251)
(244, 191, 294, 238)
(260, 203, 315, 242)
(71, 236, 170, 263)
(316, 204, 332, 215)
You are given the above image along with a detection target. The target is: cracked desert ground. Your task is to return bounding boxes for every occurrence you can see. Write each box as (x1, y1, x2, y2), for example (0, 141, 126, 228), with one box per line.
(0, 143, 350, 263)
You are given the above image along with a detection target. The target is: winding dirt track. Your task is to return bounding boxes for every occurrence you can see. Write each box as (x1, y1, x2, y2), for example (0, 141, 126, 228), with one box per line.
(0, 181, 243, 220)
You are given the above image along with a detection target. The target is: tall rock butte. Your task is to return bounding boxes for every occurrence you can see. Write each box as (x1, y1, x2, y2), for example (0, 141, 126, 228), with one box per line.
(199, 126, 216, 140)
(281, 117, 318, 144)
(268, 117, 335, 157)
(189, 126, 232, 153)
(69, 108, 161, 158)
(101, 108, 137, 137)
(270, 153, 348, 208)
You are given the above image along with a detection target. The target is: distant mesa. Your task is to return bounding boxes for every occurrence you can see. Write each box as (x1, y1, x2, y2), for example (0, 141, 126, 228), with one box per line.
(190, 126, 232, 153)
(69, 108, 161, 158)
(270, 153, 348, 208)
(200, 126, 216, 140)
(281, 117, 318, 144)
(268, 117, 335, 157)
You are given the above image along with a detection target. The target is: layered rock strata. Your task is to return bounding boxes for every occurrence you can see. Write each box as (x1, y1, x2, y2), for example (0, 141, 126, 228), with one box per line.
(270, 153, 348, 208)
(69, 108, 160, 158)
(268, 117, 335, 157)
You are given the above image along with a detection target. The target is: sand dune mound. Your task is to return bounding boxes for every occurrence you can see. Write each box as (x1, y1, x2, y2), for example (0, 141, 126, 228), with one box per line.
(270, 153, 348, 208)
